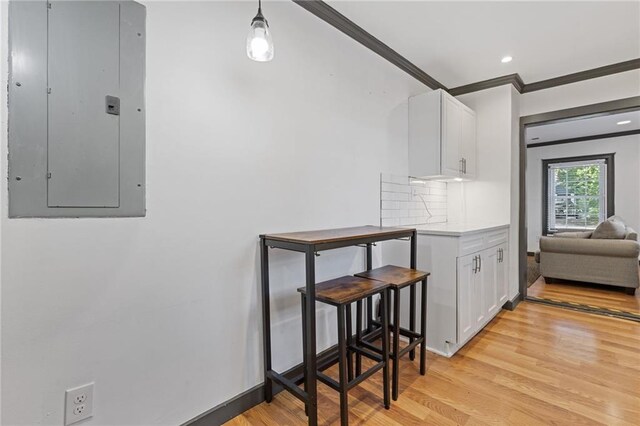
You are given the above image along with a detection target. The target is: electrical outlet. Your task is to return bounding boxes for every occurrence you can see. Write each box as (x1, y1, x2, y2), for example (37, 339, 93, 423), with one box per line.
(65, 383, 94, 426)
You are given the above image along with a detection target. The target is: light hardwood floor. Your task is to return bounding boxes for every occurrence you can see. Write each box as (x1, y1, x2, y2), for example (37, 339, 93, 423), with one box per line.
(528, 275, 640, 315)
(226, 302, 640, 425)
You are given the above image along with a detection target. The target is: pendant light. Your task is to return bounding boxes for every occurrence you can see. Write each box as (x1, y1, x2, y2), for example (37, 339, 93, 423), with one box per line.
(246, 0, 274, 62)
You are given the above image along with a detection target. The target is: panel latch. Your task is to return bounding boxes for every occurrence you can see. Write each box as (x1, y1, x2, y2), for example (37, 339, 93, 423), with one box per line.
(105, 95, 120, 115)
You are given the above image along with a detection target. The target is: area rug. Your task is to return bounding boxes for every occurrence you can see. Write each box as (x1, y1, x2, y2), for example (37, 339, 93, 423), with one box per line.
(527, 255, 540, 287)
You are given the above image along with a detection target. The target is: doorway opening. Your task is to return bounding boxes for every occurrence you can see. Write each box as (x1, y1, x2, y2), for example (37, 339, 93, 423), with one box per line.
(519, 97, 640, 320)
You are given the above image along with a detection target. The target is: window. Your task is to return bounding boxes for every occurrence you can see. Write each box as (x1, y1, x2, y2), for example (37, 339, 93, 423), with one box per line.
(542, 154, 614, 235)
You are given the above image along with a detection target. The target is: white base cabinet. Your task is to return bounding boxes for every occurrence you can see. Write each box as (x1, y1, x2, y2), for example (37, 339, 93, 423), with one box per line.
(416, 225, 509, 357)
(457, 242, 508, 346)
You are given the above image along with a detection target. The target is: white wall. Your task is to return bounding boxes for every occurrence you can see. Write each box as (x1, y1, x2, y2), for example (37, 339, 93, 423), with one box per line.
(449, 86, 520, 299)
(526, 134, 640, 252)
(452, 85, 515, 224)
(0, 2, 422, 425)
(520, 69, 640, 117)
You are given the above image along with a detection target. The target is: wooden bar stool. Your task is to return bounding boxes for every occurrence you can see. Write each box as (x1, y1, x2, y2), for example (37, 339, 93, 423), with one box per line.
(298, 276, 390, 426)
(355, 265, 429, 401)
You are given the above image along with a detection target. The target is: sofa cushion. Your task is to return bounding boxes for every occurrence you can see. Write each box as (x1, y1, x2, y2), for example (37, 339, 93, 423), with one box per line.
(592, 219, 627, 239)
(540, 236, 640, 258)
(554, 231, 593, 239)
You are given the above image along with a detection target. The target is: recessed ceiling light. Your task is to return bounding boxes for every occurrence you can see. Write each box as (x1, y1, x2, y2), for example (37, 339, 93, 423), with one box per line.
(617, 120, 631, 125)
(501, 56, 513, 63)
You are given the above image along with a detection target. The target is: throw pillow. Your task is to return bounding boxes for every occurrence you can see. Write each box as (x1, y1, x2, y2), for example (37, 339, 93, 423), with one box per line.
(608, 215, 628, 230)
(592, 219, 626, 239)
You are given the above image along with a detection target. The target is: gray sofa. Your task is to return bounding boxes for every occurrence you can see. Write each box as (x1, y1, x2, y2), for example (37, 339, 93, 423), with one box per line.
(538, 221, 639, 295)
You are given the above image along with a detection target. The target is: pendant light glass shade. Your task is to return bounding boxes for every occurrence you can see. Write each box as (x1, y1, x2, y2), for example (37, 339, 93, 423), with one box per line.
(246, 2, 273, 62)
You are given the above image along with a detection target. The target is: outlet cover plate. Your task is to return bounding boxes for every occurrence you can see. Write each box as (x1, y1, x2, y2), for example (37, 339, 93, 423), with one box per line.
(65, 383, 94, 426)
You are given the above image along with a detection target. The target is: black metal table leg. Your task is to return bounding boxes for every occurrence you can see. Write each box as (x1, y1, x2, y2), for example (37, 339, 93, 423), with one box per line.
(346, 304, 354, 382)
(381, 289, 390, 409)
(392, 287, 401, 401)
(366, 243, 373, 332)
(409, 230, 418, 362)
(260, 238, 273, 402)
(304, 247, 318, 426)
(301, 293, 309, 416)
(409, 285, 416, 361)
(420, 278, 428, 375)
(355, 300, 362, 376)
(337, 304, 349, 426)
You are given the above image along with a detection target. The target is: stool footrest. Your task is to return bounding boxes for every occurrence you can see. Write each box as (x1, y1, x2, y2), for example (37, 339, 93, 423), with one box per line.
(317, 371, 340, 392)
(267, 370, 308, 404)
(347, 361, 385, 390)
(371, 320, 421, 340)
(348, 344, 382, 363)
(361, 327, 382, 342)
(316, 359, 385, 393)
(398, 338, 424, 358)
(359, 340, 383, 355)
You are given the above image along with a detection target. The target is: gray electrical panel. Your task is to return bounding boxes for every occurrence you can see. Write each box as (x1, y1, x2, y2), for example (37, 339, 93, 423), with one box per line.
(8, 0, 146, 217)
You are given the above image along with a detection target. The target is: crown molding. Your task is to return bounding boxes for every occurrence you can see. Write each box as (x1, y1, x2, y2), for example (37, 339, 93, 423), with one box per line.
(527, 129, 640, 148)
(449, 74, 525, 96)
(292, 0, 446, 90)
(292, 1, 640, 96)
(522, 58, 640, 93)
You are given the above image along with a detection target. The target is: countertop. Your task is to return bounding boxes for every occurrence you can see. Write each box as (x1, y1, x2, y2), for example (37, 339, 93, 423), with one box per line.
(413, 222, 509, 237)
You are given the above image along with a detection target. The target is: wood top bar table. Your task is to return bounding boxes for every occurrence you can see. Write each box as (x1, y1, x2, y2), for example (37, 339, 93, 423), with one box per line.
(260, 225, 417, 425)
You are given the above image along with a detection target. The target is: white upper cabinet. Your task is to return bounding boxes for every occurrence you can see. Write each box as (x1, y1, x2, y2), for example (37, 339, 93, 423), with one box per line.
(409, 89, 477, 180)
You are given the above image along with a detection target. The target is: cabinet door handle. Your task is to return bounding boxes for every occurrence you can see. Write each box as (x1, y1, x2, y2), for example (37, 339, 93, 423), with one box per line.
(463, 158, 466, 174)
(478, 255, 481, 272)
(501, 249, 504, 263)
(459, 158, 464, 175)
(472, 256, 477, 273)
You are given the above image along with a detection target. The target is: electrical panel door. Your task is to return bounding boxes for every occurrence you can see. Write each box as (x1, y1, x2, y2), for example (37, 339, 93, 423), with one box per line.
(8, 0, 146, 217)
(47, 1, 121, 207)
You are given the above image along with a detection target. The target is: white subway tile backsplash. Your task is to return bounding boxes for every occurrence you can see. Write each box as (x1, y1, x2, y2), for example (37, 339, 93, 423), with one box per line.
(380, 173, 447, 226)
(429, 187, 447, 196)
(381, 201, 401, 210)
(399, 217, 418, 226)
(381, 182, 411, 194)
(381, 191, 410, 201)
(381, 217, 400, 227)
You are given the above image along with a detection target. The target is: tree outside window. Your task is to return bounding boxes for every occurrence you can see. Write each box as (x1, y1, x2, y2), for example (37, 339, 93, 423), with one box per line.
(543, 154, 614, 235)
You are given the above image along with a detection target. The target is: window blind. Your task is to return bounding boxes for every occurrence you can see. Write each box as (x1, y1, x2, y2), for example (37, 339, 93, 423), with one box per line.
(547, 159, 607, 233)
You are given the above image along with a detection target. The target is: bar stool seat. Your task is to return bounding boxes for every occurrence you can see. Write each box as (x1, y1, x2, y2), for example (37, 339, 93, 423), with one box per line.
(356, 265, 428, 289)
(298, 275, 389, 306)
(355, 265, 430, 401)
(298, 276, 391, 425)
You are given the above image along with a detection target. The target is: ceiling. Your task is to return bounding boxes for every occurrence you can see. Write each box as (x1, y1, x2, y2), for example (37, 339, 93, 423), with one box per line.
(327, 1, 640, 88)
(526, 110, 640, 145)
